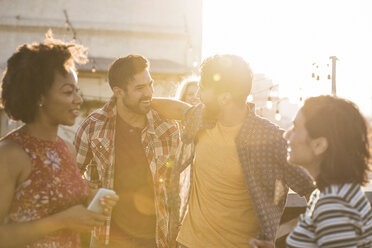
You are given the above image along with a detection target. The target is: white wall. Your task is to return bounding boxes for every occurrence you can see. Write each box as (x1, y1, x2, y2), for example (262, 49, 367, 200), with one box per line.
(0, 0, 202, 66)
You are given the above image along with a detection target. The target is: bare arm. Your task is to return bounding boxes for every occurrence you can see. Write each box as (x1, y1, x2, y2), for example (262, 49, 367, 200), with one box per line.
(0, 205, 107, 248)
(151, 97, 191, 120)
(0, 140, 107, 247)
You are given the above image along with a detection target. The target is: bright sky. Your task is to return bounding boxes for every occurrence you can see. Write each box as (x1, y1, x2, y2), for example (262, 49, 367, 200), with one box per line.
(202, 0, 372, 117)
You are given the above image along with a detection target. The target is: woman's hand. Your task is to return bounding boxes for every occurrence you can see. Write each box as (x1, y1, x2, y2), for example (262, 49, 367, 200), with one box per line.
(52, 204, 107, 232)
(99, 194, 119, 216)
(249, 238, 275, 248)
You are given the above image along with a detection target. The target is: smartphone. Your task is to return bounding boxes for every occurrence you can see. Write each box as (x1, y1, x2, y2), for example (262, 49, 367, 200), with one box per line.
(87, 188, 116, 214)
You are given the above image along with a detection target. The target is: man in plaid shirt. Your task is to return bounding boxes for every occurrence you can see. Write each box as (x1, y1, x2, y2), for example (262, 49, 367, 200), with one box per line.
(153, 54, 315, 247)
(74, 55, 179, 248)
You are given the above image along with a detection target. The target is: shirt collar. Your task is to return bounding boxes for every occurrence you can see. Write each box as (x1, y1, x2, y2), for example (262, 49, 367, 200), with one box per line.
(246, 102, 256, 116)
(102, 96, 117, 119)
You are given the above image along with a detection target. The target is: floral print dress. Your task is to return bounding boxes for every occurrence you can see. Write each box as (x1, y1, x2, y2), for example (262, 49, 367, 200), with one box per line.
(4, 129, 89, 248)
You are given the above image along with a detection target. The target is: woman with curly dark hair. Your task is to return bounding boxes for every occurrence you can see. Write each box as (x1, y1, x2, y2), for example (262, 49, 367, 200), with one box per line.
(250, 95, 372, 248)
(0, 34, 118, 248)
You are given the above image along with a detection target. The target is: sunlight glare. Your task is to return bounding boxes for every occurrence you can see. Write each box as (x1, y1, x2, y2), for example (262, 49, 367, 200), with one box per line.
(203, 0, 372, 116)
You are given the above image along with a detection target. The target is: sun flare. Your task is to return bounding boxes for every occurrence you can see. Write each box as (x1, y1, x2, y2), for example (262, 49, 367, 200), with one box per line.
(203, 0, 372, 116)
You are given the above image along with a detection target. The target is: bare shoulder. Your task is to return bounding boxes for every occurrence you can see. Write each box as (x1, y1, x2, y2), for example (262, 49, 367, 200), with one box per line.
(0, 138, 28, 161)
(0, 139, 32, 183)
(0, 139, 33, 224)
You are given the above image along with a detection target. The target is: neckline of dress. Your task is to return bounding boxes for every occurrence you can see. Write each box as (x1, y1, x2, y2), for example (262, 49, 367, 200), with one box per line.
(17, 128, 61, 145)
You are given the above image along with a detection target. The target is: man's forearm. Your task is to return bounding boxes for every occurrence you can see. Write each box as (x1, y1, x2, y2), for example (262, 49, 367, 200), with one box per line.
(152, 97, 191, 120)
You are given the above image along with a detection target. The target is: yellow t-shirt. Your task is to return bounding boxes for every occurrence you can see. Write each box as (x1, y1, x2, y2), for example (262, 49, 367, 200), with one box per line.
(177, 121, 260, 248)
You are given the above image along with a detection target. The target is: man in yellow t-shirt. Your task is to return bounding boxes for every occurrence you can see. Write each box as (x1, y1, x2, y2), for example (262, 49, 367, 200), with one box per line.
(152, 55, 314, 247)
(177, 122, 260, 247)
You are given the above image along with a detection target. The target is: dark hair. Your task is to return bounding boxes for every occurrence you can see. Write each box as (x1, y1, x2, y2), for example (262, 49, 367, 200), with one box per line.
(108, 54, 149, 90)
(302, 95, 370, 189)
(1, 33, 87, 123)
(199, 54, 253, 105)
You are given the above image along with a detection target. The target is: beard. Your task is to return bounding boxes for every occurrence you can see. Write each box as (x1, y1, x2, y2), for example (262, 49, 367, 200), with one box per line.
(121, 96, 151, 115)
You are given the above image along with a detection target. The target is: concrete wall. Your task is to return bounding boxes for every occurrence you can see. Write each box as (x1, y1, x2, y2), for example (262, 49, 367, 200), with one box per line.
(0, 0, 202, 67)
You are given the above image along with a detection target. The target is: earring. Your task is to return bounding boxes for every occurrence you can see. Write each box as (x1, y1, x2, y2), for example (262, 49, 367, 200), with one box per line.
(39, 103, 43, 107)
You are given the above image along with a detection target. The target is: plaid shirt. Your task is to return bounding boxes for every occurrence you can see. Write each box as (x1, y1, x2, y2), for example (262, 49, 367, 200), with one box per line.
(74, 97, 179, 247)
(169, 103, 315, 242)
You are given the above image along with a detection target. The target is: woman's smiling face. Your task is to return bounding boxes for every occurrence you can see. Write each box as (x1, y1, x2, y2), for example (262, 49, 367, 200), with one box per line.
(39, 68, 83, 126)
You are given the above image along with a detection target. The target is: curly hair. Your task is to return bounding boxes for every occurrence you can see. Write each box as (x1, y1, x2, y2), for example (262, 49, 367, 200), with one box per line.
(302, 95, 371, 189)
(199, 54, 253, 105)
(1, 33, 87, 123)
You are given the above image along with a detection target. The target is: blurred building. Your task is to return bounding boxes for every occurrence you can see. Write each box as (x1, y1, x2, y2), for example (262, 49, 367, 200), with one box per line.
(251, 74, 277, 119)
(250, 74, 281, 124)
(250, 74, 299, 128)
(0, 0, 202, 139)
